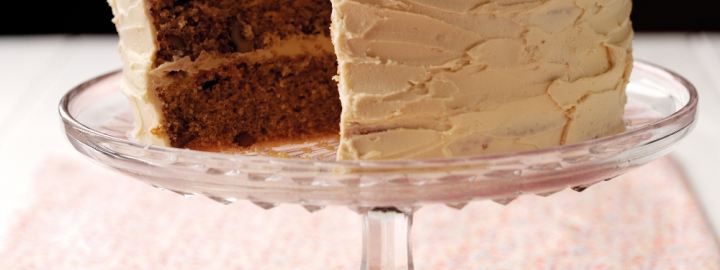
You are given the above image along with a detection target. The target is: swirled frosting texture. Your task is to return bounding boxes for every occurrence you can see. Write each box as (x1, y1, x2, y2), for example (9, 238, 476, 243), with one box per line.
(331, 0, 633, 160)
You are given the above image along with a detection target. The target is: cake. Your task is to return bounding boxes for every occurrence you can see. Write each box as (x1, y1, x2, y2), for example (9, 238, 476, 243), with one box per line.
(107, 0, 633, 160)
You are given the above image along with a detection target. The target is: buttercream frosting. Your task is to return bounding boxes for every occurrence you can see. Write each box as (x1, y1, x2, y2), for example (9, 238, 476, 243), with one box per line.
(331, 0, 633, 160)
(108, 0, 165, 145)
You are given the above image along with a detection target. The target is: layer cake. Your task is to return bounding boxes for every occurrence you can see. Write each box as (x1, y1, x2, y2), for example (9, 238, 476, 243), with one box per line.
(107, 0, 633, 160)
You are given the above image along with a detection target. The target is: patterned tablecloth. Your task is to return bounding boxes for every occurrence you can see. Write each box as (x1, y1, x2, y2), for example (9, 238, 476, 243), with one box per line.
(0, 155, 717, 269)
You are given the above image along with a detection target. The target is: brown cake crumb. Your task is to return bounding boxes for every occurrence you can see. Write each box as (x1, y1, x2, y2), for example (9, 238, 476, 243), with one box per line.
(153, 54, 340, 149)
(148, 0, 332, 66)
(144, 0, 340, 150)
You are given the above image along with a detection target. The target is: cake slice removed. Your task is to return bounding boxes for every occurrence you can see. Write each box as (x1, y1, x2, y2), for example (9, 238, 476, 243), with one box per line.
(108, 0, 341, 150)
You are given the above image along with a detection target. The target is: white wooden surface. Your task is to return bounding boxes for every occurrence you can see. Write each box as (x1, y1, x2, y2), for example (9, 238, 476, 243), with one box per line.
(0, 34, 718, 236)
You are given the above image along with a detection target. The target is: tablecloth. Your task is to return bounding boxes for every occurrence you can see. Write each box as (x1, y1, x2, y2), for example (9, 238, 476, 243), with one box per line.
(0, 155, 717, 269)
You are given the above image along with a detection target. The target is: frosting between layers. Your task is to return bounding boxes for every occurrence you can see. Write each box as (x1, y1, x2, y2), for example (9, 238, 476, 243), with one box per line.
(151, 35, 335, 80)
(331, 0, 633, 160)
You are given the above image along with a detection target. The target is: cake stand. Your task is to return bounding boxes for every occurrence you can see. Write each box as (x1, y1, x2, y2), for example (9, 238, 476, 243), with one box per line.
(59, 61, 697, 270)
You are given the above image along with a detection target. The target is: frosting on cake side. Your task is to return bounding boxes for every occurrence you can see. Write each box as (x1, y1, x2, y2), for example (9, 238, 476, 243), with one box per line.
(331, 0, 633, 160)
(108, 0, 166, 146)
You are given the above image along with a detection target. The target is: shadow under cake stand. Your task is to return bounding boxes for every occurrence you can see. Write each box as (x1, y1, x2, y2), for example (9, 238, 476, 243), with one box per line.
(60, 61, 697, 270)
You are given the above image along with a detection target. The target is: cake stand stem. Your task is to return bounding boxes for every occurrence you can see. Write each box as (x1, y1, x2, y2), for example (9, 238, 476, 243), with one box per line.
(361, 207, 414, 270)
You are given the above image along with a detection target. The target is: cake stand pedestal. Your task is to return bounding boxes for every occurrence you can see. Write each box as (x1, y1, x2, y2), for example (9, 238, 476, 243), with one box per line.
(60, 61, 697, 270)
(362, 207, 413, 270)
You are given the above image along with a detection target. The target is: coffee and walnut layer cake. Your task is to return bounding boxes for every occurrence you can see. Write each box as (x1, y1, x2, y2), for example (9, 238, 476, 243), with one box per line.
(108, 0, 633, 160)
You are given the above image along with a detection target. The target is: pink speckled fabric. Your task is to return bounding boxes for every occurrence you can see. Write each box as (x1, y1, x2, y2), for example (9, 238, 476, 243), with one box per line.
(0, 156, 718, 269)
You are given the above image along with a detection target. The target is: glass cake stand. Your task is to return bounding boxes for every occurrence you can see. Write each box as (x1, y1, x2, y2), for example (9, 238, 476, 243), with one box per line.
(59, 61, 697, 270)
